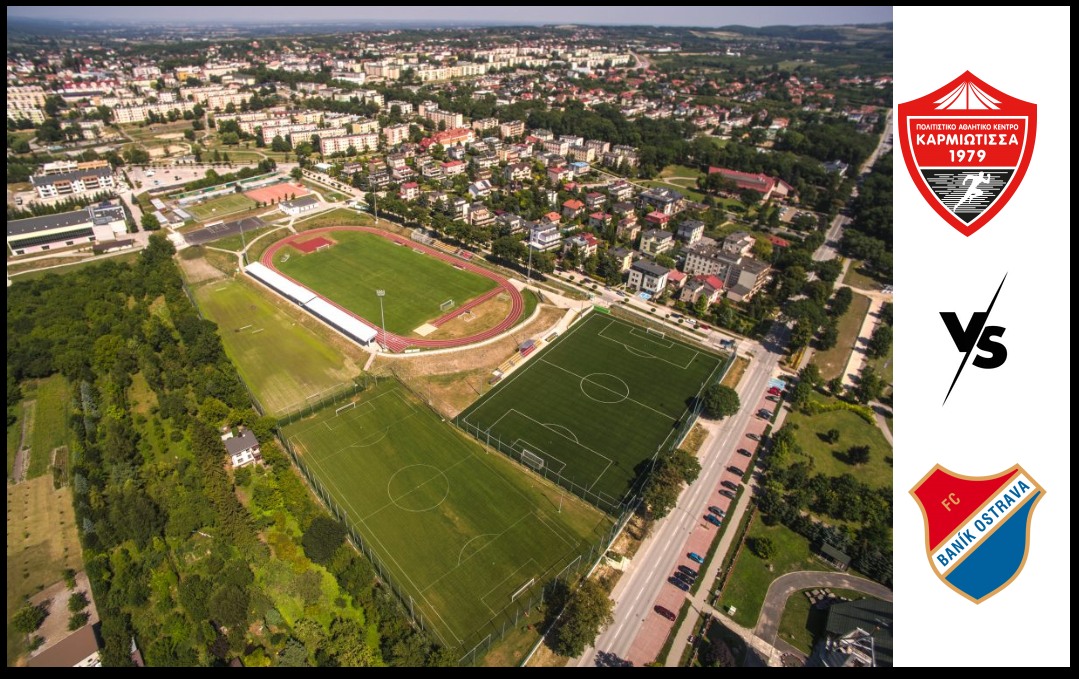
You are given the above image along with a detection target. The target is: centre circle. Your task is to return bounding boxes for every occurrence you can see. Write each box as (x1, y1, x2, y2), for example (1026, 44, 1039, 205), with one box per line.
(387, 464, 450, 512)
(579, 372, 630, 404)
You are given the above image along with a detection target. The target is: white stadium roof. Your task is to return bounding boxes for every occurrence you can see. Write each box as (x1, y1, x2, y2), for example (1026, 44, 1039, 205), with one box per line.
(303, 297, 378, 343)
(245, 262, 316, 305)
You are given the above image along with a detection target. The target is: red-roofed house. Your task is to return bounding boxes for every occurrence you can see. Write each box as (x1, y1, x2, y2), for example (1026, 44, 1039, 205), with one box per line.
(708, 166, 777, 201)
(400, 182, 419, 201)
(441, 160, 466, 176)
(666, 269, 687, 291)
(680, 274, 725, 305)
(589, 212, 611, 229)
(542, 211, 561, 225)
(562, 199, 585, 220)
(563, 232, 599, 259)
(645, 211, 671, 227)
(585, 191, 606, 209)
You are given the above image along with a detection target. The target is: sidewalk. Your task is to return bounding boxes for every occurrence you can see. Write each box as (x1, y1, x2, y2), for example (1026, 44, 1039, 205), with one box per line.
(840, 297, 884, 388)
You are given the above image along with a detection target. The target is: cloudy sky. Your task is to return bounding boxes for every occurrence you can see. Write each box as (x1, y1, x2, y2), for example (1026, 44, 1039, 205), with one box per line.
(7, 6, 892, 27)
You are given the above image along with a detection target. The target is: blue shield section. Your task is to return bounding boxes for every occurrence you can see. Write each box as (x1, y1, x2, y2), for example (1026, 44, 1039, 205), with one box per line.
(945, 492, 1040, 602)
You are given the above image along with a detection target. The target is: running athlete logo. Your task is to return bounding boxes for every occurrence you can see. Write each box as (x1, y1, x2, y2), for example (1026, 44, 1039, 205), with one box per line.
(898, 72, 1037, 236)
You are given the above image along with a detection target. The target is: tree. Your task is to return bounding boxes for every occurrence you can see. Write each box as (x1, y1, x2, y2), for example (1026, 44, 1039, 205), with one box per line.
(693, 294, 710, 318)
(12, 603, 48, 634)
(789, 379, 812, 408)
(866, 324, 892, 359)
(801, 363, 822, 388)
(827, 376, 844, 397)
(830, 287, 853, 317)
(551, 579, 614, 657)
(815, 258, 843, 284)
(702, 383, 740, 420)
(302, 516, 346, 565)
(69, 612, 90, 631)
(817, 321, 838, 350)
(750, 536, 776, 560)
(847, 445, 871, 465)
(824, 428, 841, 444)
(271, 135, 290, 152)
(141, 213, 161, 231)
(68, 591, 90, 613)
(208, 584, 250, 628)
(854, 366, 885, 404)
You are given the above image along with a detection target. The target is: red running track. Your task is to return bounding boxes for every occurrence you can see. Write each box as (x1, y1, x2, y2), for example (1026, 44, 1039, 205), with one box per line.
(261, 226, 525, 352)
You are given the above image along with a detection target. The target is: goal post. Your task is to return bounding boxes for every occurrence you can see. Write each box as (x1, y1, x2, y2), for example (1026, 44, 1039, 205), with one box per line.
(646, 326, 666, 340)
(510, 577, 536, 602)
(335, 401, 357, 415)
(521, 449, 545, 471)
(439, 298, 456, 312)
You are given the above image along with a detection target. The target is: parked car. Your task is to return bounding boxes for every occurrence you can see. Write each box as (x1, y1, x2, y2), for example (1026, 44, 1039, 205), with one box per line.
(708, 505, 726, 517)
(674, 570, 694, 584)
(728, 466, 745, 476)
(704, 514, 722, 527)
(767, 387, 782, 396)
(757, 408, 771, 419)
(655, 605, 677, 621)
(688, 552, 705, 564)
(721, 480, 739, 491)
(766, 395, 780, 402)
(737, 448, 752, 457)
(698, 323, 711, 330)
(679, 565, 699, 578)
(719, 489, 737, 499)
(668, 576, 690, 591)
(747, 433, 761, 441)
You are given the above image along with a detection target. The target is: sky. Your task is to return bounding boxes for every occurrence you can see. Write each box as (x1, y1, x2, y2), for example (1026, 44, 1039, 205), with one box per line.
(6, 6, 892, 27)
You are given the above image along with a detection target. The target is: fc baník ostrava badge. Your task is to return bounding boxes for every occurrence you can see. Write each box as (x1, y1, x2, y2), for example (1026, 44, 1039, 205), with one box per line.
(898, 72, 1036, 236)
(910, 464, 1044, 603)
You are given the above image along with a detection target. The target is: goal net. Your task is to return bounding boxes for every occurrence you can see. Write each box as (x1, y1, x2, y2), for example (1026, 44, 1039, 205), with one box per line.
(646, 327, 666, 340)
(439, 298, 456, 312)
(510, 577, 536, 602)
(521, 449, 545, 471)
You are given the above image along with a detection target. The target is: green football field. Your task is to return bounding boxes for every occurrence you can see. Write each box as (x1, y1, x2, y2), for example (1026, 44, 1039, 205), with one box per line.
(274, 230, 496, 334)
(459, 314, 726, 512)
(281, 380, 610, 649)
(194, 276, 357, 414)
(187, 193, 257, 221)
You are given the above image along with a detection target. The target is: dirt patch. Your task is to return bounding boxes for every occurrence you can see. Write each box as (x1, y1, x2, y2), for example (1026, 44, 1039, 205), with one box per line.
(528, 641, 571, 667)
(376, 305, 565, 417)
(610, 513, 652, 561)
(721, 356, 750, 389)
(417, 293, 512, 341)
(681, 424, 709, 455)
(177, 250, 227, 283)
(12, 401, 35, 484)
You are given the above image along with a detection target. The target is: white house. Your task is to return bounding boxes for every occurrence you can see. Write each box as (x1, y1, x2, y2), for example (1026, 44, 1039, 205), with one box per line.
(223, 428, 261, 468)
(627, 260, 669, 295)
(279, 195, 320, 216)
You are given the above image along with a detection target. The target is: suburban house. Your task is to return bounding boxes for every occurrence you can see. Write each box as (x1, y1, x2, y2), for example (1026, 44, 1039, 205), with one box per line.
(683, 241, 772, 301)
(496, 212, 527, 235)
(223, 427, 261, 468)
(529, 222, 562, 252)
(588, 212, 611, 229)
(26, 624, 101, 667)
(645, 211, 672, 228)
(547, 166, 572, 185)
(607, 179, 634, 201)
(399, 182, 420, 201)
(467, 179, 493, 199)
(562, 232, 599, 259)
(7, 202, 125, 256)
(279, 195, 320, 216)
(469, 203, 494, 227)
(561, 198, 585, 220)
(640, 228, 674, 256)
(627, 259, 669, 295)
(585, 191, 606, 209)
(503, 162, 531, 182)
(666, 269, 686, 291)
(638, 186, 683, 215)
(609, 246, 634, 273)
(676, 220, 705, 245)
(441, 159, 466, 176)
(679, 274, 725, 305)
(617, 218, 641, 242)
(722, 231, 756, 256)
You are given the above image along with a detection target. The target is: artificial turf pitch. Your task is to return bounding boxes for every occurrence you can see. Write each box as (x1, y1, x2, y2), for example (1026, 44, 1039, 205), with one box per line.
(281, 380, 610, 649)
(459, 314, 726, 511)
(274, 230, 496, 334)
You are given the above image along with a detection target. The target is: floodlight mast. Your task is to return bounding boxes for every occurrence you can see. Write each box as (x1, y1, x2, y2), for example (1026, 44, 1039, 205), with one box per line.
(376, 289, 387, 351)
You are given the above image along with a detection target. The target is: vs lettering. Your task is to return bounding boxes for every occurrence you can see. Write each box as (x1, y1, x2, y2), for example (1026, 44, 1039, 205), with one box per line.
(940, 311, 1008, 369)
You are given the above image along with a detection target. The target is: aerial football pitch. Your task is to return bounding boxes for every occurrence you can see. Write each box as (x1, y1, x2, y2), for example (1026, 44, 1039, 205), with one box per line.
(281, 380, 611, 650)
(274, 230, 496, 334)
(458, 313, 727, 512)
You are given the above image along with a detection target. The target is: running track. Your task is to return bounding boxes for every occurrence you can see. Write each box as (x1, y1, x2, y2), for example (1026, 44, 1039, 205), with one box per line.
(261, 226, 525, 352)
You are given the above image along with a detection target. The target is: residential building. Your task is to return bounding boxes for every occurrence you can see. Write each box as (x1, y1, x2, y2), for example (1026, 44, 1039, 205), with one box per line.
(400, 182, 420, 201)
(722, 231, 756, 256)
(616, 218, 641, 242)
(666, 269, 686, 291)
(278, 195, 320, 216)
(223, 427, 261, 468)
(441, 160, 467, 176)
(683, 242, 772, 301)
(503, 162, 531, 182)
(640, 228, 674, 256)
(562, 232, 599, 259)
(496, 212, 526, 235)
(31, 166, 115, 199)
(419, 103, 464, 129)
(383, 123, 411, 146)
(469, 203, 494, 227)
(638, 187, 683, 215)
(676, 220, 705, 245)
(499, 120, 526, 138)
(471, 117, 500, 133)
(585, 192, 607, 210)
(588, 212, 611, 230)
(468, 180, 493, 199)
(320, 133, 379, 155)
(609, 246, 634, 273)
(607, 179, 635, 201)
(26, 624, 101, 667)
(645, 211, 672, 229)
(562, 199, 585, 220)
(529, 222, 562, 252)
(679, 275, 725, 305)
(627, 260, 669, 295)
(8, 202, 124, 256)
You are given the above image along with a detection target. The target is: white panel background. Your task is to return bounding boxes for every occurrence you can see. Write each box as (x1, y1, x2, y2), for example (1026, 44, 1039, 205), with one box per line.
(894, 6, 1071, 667)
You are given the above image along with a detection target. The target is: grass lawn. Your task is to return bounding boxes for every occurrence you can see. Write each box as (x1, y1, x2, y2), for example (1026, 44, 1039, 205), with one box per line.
(187, 193, 258, 221)
(777, 587, 879, 653)
(659, 164, 703, 180)
(717, 520, 821, 629)
(6, 476, 83, 665)
(842, 261, 885, 291)
(301, 179, 350, 202)
(814, 292, 872, 382)
(282, 380, 610, 650)
(783, 394, 893, 488)
(275, 230, 497, 334)
(211, 225, 282, 253)
(293, 207, 374, 231)
(9, 252, 142, 282)
(194, 276, 360, 415)
(459, 314, 725, 511)
(639, 180, 707, 203)
(26, 375, 71, 480)
(7, 401, 25, 478)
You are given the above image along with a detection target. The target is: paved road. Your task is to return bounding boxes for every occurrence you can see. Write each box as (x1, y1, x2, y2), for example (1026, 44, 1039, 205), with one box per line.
(754, 571, 894, 651)
(572, 326, 786, 667)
